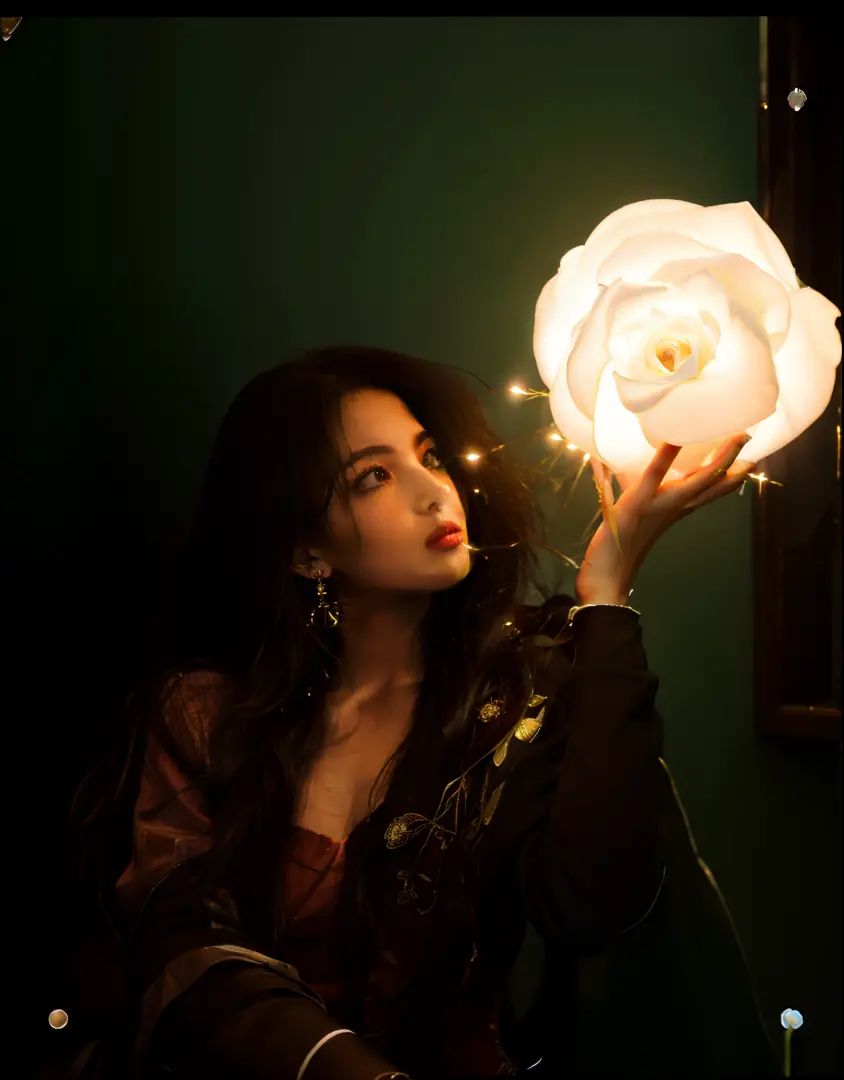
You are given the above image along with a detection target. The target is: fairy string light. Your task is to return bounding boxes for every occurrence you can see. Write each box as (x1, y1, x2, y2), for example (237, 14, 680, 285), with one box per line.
(454, 379, 782, 565)
(741, 471, 782, 494)
(454, 384, 586, 566)
(506, 383, 782, 498)
(508, 384, 549, 402)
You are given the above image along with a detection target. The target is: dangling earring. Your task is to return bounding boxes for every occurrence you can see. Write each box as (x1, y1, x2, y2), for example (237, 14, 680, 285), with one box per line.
(309, 569, 341, 628)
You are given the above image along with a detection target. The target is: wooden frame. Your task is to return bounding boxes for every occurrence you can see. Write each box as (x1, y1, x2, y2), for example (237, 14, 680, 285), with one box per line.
(754, 17, 842, 741)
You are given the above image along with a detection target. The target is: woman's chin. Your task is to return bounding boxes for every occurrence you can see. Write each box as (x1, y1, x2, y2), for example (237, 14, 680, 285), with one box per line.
(350, 551, 473, 596)
(390, 565, 473, 595)
(428, 552, 473, 591)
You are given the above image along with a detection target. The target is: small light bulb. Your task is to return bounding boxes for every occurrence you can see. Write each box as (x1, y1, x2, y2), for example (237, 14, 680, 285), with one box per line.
(567, 442, 578, 451)
(49, 1010, 69, 1030)
(548, 432, 563, 442)
(510, 385, 527, 396)
(780, 1008, 804, 1030)
(473, 488, 480, 494)
(465, 452, 481, 462)
(787, 88, 807, 111)
(583, 453, 591, 462)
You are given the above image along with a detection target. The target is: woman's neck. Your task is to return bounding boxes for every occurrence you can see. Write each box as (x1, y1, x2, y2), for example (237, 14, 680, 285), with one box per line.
(331, 587, 428, 698)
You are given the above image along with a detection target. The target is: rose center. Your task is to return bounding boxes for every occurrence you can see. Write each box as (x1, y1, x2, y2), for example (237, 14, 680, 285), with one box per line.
(654, 337, 692, 373)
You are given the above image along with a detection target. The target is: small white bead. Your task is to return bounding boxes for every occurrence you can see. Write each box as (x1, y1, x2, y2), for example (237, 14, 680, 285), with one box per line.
(787, 88, 807, 112)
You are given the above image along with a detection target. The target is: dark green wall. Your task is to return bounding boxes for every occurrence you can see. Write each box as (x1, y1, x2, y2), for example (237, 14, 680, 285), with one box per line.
(7, 16, 838, 1075)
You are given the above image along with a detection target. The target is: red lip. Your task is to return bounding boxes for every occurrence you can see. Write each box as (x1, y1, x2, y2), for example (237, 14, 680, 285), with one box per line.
(426, 521, 463, 547)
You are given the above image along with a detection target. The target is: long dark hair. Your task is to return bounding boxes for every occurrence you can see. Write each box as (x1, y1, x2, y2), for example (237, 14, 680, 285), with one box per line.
(68, 345, 545, 996)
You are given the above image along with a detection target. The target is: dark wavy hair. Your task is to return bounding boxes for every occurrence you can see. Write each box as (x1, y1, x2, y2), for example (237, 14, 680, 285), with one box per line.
(68, 345, 549, 1012)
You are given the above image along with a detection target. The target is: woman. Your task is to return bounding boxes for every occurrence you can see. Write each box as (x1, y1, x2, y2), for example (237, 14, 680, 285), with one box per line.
(69, 345, 756, 1079)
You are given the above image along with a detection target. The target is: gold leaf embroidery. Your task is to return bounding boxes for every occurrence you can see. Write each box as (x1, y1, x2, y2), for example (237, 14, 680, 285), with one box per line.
(493, 693, 547, 765)
(384, 813, 434, 850)
(478, 698, 504, 723)
(515, 704, 546, 743)
(482, 781, 506, 825)
(492, 732, 513, 767)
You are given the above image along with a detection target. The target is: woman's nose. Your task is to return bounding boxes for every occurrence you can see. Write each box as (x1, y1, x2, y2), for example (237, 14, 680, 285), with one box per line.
(414, 464, 452, 511)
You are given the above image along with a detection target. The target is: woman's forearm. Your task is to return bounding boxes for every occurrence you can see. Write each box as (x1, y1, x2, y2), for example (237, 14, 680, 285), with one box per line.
(518, 606, 664, 950)
(148, 963, 402, 1080)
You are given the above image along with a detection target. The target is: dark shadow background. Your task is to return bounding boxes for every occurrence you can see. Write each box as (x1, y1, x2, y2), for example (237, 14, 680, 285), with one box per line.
(4, 16, 840, 1076)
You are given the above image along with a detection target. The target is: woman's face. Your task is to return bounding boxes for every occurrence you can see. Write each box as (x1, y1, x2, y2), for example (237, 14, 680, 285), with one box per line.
(305, 388, 472, 594)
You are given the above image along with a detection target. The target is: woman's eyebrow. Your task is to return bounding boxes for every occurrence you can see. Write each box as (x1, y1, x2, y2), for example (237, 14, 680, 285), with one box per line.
(341, 430, 432, 471)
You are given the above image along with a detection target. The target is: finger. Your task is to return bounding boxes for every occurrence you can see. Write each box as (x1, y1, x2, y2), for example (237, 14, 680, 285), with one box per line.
(670, 433, 751, 503)
(590, 459, 615, 507)
(640, 442, 683, 495)
(683, 461, 756, 510)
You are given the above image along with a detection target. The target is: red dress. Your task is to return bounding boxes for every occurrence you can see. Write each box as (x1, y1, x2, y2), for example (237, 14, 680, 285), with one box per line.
(283, 828, 399, 1052)
(282, 827, 511, 1075)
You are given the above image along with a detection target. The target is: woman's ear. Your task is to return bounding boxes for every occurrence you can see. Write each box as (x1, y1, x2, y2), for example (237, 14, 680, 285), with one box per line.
(291, 548, 333, 581)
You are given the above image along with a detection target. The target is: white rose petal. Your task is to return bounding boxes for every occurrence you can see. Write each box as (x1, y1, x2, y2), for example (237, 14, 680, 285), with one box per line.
(549, 365, 599, 457)
(593, 365, 660, 476)
(567, 280, 671, 419)
(571, 201, 700, 314)
(656, 253, 791, 351)
(610, 307, 712, 412)
(612, 369, 686, 414)
(743, 288, 842, 461)
(655, 268, 732, 335)
(687, 202, 799, 289)
(596, 231, 722, 287)
(533, 245, 587, 387)
(637, 306, 780, 445)
(583, 199, 700, 256)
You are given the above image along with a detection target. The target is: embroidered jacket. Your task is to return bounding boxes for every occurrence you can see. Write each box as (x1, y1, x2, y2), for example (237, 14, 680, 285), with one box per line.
(79, 600, 777, 1078)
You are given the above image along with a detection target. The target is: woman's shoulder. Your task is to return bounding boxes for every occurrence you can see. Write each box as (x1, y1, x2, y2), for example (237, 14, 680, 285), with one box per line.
(150, 665, 238, 770)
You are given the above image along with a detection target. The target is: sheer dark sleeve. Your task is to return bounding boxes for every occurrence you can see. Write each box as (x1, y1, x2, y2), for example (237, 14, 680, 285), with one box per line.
(514, 605, 665, 954)
(118, 671, 402, 1080)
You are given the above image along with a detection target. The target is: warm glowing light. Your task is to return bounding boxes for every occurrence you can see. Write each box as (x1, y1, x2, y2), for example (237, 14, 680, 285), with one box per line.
(465, 452, 481, 462)
(583, 453, 591, 462)
(473, 488, 480, 494)
(506, 382, 549, 402)
(49, 1010, 69, 1030)
(548, 432, 563, 442)
(747, 471, 781, 491)
(566, 442, 578, 451)
(533, 199, 841, 480)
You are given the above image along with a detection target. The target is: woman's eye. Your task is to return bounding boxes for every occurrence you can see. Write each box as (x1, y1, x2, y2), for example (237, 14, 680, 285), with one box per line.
(352, 450, 443, 494)
(354, 464, 391, 492)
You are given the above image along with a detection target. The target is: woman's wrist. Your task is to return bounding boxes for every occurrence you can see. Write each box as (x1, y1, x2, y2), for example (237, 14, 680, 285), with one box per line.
(574, 583, 632, 608)
(575, 568, 632, 609)
(567, 589, 642, 627)
(575, 592, 630, 608)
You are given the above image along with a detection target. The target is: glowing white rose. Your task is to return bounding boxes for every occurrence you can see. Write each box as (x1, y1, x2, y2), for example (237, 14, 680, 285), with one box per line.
(533, 199, 841, 479)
